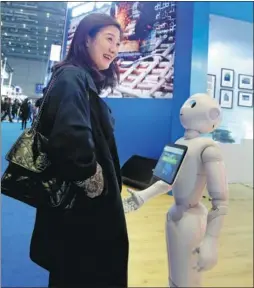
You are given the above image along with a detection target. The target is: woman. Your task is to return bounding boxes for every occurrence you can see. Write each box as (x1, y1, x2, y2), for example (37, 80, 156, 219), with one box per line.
(19, 98, 29, 129)
(30, 13, 129, 287)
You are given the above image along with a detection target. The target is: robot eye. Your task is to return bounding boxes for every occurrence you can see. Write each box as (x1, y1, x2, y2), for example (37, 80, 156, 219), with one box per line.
(189, 100, 196, 108)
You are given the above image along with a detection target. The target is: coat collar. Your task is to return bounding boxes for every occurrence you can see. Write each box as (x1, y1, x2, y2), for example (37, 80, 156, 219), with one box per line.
(84, 70, 98, 95)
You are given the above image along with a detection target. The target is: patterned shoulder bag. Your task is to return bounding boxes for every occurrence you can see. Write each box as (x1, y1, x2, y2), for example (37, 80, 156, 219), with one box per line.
(1, 70, 75, 209)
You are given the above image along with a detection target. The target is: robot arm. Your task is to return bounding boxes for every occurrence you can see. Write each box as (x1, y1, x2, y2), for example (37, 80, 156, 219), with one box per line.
(202, 145, 229, 238)
(122, 180, 172, 213)
(196, 145, 228, 272)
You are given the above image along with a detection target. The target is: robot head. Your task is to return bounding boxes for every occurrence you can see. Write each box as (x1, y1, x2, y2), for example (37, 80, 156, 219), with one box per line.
(180, 93, 222, 134)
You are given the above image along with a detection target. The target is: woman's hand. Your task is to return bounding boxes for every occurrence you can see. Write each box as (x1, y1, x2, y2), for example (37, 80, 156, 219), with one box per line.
(74, 163, 104, 198)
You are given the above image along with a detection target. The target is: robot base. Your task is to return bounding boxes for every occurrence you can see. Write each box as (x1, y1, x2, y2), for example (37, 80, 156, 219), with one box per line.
(166, 202, 208, 287)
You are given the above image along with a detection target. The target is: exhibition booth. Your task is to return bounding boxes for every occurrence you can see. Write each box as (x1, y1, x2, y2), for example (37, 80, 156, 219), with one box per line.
(63, 1, 253, 185)
(2, 2, 252, 184)
(1, 2, 253, 288)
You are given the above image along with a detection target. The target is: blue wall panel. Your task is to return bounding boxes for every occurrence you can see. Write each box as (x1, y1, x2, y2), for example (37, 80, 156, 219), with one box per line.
(168, 1, 194, 143)
(105, 98, 172, 165)
(190, 2, 210, 96)
(209, 1, 254, 23)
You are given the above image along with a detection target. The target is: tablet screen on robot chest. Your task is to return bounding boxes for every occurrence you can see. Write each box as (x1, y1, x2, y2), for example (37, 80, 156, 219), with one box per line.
(153, 144, 188, 185)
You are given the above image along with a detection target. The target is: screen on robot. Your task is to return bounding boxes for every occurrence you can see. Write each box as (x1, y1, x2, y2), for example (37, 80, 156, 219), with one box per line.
(153, 143, 187, 185)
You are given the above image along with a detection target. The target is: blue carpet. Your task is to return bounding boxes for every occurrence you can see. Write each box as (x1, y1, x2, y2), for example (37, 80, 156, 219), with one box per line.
(1, 122, 48, 287)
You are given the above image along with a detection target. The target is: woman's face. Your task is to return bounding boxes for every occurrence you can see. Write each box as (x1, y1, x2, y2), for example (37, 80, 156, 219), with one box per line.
(87, 25, 121, 71)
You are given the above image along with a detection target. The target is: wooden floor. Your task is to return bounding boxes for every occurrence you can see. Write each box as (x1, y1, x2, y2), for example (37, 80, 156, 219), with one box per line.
(121, 183, 253, 287)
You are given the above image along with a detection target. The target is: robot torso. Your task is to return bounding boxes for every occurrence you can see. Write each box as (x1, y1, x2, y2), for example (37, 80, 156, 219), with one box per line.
(172, 137, 217, 207)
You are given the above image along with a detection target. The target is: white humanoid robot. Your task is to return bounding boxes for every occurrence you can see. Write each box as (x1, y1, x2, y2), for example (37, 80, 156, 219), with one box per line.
(122, 93, 229, 287)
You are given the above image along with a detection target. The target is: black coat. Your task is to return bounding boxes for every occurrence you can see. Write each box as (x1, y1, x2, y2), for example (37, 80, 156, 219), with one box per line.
(30, 65, 129, 287)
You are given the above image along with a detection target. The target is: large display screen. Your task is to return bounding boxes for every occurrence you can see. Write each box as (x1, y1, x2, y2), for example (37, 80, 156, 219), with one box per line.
(64, 1, 176, 99)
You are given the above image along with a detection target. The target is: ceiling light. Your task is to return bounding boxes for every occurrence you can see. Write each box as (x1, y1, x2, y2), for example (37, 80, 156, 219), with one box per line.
(1, 21, 2, 26)
(45, 37, 47, 40)
(4, 32, 7, 36)
(44, 45, 47, 48)
(28, 49, 30, 52)
(44, 51, 46, 54)
(26, 43, 29, 45)
(20, 9, 23, 12)
(9, 41, 11, 45)
(25, 34, 27, 37)
(12, 48, 14, 51)
(23, 24, 26, 28)
(45, 26, 48, 32)
(46, 13, 50, 18)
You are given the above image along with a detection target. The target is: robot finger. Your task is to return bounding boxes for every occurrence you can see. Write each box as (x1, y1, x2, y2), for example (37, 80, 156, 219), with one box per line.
(127, 188, 137, 195)
(192, 247, 200, 254)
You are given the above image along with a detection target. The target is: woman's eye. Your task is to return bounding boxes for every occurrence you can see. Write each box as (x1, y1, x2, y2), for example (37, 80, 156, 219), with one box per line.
(116, 43, 120, 47)
(108, 37, 113, 42)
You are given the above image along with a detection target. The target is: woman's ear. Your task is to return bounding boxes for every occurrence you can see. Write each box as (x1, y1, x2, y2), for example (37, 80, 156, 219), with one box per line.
(86, 36, 92, 48)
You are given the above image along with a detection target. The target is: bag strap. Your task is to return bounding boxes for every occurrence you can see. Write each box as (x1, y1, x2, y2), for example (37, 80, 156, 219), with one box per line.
(32, 73, 58, 132)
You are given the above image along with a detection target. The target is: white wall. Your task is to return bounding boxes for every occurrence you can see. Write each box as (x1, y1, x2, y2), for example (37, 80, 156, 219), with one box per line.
(7, 57, 48, 97)
(219, 140, 253, 185)
(208, 15, 253, 184)
(208, 15, 253, 142)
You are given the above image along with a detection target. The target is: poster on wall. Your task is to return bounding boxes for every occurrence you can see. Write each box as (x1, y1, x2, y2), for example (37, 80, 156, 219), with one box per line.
(65, 1, 176, 99)
(104, 1, 176, 99)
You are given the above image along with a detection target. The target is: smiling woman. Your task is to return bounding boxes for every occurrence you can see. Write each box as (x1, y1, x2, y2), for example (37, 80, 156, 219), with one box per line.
(28, 13, 129, 288)
(54, 12, 123, 93)
(87, 25, 121, 70)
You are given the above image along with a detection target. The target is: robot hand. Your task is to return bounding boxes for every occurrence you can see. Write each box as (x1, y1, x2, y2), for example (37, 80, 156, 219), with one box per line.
(122, 188, 144, 213)
(122, 181, 171, 214)
(195, 235, 218, 272)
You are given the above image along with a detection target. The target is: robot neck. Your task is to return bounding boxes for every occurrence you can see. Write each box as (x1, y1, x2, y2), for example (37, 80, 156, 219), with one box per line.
(184, 129, 200, 139)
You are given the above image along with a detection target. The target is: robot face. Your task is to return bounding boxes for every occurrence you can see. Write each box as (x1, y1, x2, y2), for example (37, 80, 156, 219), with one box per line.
(180, 93, 222, 133)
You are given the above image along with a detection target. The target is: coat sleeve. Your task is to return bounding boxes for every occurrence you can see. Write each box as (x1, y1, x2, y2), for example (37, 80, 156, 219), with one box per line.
(47, 69, 97, 181)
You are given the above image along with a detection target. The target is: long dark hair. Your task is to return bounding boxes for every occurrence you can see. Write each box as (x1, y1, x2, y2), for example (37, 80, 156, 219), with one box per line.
(53, 13, 122, 92)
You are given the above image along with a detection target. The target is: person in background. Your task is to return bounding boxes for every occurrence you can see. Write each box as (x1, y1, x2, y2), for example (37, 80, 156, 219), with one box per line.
(28, 101, 33, 122)
(35, 96, 43, 109)
(12, 99, 20, 119)
(29, 13, 129, 288)
(1, 97, 13, 122)
(32, 96, 44, 124)
(19, 98, 30, 129)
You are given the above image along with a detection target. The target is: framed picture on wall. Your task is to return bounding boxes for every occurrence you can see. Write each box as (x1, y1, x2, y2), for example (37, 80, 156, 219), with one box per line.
(207, 74, 216, 98)
(238, 91, 253, 107)
(238, 74, 253, 90)
(219, 89, 233, 109)
(220, 68, 234, 88)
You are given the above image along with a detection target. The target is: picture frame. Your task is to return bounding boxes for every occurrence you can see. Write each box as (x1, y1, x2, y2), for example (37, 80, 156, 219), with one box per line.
(207, 74, 216, 98)
(238, 74, 253, 90)
(219, 89, 233, 109)
(220, 68, 234, 88)
(238, 91, 253, 107)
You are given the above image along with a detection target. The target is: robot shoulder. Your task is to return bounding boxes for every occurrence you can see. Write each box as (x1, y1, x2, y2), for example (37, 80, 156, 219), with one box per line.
(201, 145, 223, 163)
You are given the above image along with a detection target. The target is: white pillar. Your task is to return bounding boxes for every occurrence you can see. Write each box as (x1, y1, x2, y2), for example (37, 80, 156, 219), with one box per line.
(8, 72, 13, 88)
(1, 57, 7, 86)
